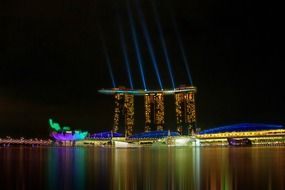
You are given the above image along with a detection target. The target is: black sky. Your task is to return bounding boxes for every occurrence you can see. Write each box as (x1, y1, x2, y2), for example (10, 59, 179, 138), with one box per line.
(0, 0, 284, 137)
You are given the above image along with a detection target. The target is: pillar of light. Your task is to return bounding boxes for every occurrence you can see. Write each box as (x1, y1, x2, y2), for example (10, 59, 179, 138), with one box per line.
(151, 1, 176, 89)
(101, 33, 117, 88)
(127, 2, 147, 90)
(135, 0, 163, 89)
(106, 54, 116, 88)
(171, 13, 193, 85)
(117, 17, 134, 89)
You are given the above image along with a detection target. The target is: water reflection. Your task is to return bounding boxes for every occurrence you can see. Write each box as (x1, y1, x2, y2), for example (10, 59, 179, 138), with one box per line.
(0, 146, 285, 189)
(47, 147, 86, 190)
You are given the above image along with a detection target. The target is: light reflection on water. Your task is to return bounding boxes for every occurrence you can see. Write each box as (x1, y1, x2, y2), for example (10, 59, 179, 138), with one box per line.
(0, 146, 285, 189)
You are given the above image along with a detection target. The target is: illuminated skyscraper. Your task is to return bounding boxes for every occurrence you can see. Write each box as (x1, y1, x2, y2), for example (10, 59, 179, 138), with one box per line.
(154, 93, 164, 131)
(99, 86, 197, 136)
(113, 93, 124, 133)
(175, 93, 184, 134)
(175, 91, 196, 135)
(185, 92, 196, 134)
(144, 93, 165, 132)
(113, 93, 135, 136)
(144, 94, 153, 132)
(124, 94, 134, 136)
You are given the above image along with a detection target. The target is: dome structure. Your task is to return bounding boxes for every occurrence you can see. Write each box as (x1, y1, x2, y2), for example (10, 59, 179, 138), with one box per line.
(129, 130, 180, 139)
(198, 123, 284, 135)
(90, 132, 123, 138)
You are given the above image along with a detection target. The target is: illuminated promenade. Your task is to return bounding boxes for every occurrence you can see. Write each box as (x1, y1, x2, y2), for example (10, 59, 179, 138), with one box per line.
(195, 124, 285, 146)
(73, 124, 285, 147)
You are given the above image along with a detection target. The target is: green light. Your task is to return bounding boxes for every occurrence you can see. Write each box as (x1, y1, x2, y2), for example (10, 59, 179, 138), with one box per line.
(63, 126, 71, 131)
(78, 131, 88, 139)
(49, 118, 61, 132)
(49, 118, 71, 132)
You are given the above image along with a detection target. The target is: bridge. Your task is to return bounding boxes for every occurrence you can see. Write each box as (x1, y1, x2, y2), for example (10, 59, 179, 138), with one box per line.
(0, 137, 52, 146)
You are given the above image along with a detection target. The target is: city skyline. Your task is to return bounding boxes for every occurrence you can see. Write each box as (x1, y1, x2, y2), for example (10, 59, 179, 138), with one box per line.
(0, 0, 283, 137)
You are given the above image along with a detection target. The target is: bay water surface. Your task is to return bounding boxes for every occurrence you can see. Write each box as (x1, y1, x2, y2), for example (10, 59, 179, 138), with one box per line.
(0, 146, 284, 189)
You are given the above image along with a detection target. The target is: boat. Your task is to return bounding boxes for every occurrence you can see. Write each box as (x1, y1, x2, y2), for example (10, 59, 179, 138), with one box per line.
(227, 138, 252, 146)
(113, 141, 141, 148)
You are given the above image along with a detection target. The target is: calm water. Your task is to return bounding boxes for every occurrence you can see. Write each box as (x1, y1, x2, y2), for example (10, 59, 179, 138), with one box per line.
(0, 146, 285, 190)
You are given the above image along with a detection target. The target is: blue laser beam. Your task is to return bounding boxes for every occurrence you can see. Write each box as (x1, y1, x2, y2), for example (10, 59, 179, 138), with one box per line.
(99, 27, 116, 88)
(170, 12, 193, 85)
(135, 0, 163, 89)
(117, 16, 134, 89)
(105, 53, 116, 88)
(151, 1, 175, 89)
(127, 1, 147, 90)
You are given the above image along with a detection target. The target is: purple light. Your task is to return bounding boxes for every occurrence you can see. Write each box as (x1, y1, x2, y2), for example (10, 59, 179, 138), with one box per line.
(51, 131, 88, 141)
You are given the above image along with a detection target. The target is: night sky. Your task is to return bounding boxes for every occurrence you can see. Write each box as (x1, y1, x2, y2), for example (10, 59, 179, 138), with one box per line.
(0, 0, 283, 137)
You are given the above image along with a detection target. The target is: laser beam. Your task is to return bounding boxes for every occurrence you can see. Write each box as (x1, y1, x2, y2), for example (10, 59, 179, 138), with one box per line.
(105, 53, 116, 88)
(99, 28, 116, 88)
(171, 12, 193, 85)
(127, 1, 147, 90)
(135, 0, 163, 89)
(151, 1, 175, 89)
(117, 16, 134, 89)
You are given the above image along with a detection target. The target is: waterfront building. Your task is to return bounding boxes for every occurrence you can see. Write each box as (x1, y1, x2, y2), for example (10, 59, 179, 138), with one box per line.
(196, 123, 285, 146)
(98, 85, 197, 136)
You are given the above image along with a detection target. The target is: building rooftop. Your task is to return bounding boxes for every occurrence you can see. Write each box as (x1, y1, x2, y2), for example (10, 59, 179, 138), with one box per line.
(129, 130, 180, 139)
(98, 86, 196, 96)
(90, 131, 123, 138)
(198, 123, 284, 134)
